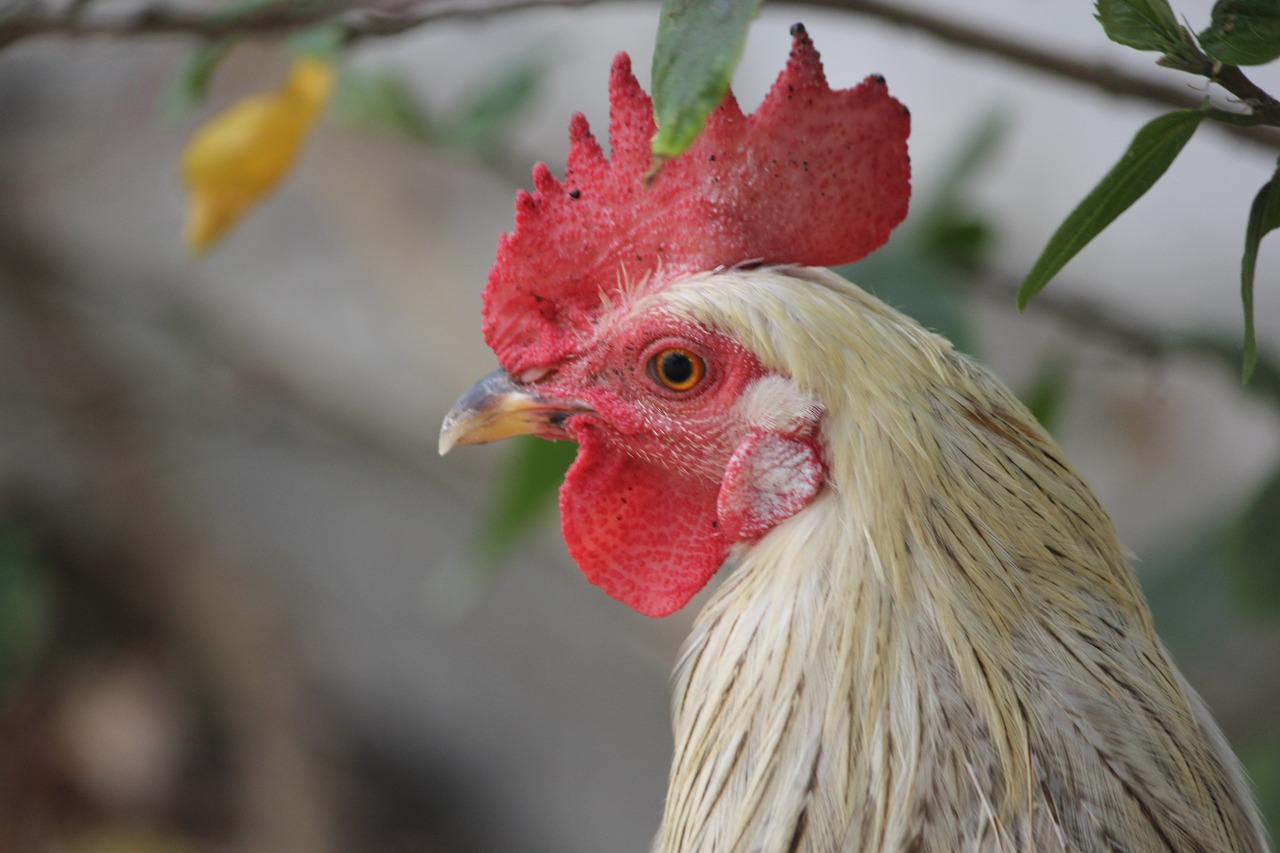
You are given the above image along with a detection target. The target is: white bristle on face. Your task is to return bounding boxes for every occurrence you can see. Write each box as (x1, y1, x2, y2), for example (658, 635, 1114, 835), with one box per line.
(739, 375, 823, 434)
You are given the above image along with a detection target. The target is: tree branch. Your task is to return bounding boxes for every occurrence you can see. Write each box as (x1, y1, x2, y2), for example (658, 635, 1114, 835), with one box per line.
(1211, 63, 1280, 126)
(968, 272, 1280, 409)
(0, 0, 589, 47)
(792, 0, 1280, 152)
(3, 0, 1279, 151)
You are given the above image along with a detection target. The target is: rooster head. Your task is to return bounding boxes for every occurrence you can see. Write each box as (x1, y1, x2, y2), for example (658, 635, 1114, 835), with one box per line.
(441, 25, 911, 616)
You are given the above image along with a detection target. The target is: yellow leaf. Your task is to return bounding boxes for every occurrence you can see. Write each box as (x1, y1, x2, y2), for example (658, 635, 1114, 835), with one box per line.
(181, 56, 335, 254)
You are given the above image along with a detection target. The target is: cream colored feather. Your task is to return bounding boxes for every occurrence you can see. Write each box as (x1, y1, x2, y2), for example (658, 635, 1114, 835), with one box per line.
(630, 267, 1271, 852)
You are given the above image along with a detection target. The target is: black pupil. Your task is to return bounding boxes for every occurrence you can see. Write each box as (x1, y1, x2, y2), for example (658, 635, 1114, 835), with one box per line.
(661, 351, 694, 385)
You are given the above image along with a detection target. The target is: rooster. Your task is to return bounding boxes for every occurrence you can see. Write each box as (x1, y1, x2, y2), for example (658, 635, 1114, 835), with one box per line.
(439, 25, 1269, 852)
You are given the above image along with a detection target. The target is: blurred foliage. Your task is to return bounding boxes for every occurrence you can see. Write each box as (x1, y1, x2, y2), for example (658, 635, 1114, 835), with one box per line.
(1242, 735, 1280, 835)
(1226, 465, 1280, 618)
(0, 520, 51, 701)
(333, 56, 545, 152)
(1140, 486, 1280, 828)
(840, 115, 1006, 356)
(164, 24, 342, 119)
(163, 39, 236, 119)
(465, 436, 576, 570)
(1019, 357, 1072, 435)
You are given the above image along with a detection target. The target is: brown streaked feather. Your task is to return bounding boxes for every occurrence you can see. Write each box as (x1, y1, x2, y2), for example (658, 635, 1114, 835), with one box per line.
(641, 267, 1268, 852)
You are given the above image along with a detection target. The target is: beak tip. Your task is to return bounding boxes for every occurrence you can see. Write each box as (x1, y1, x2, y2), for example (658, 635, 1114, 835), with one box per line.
(438, 413, 461, 456)
(438, 369, 586, 455)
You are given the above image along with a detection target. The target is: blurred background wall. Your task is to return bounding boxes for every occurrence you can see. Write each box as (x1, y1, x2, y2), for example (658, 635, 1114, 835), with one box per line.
(0, 1, 1277, 850)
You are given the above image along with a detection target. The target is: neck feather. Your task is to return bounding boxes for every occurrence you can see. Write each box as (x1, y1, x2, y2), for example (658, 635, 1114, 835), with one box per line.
(651, 267, 1266, 853)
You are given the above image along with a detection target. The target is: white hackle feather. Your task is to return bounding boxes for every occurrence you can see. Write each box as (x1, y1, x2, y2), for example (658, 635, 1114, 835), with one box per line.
(642, 267, 1269, 853)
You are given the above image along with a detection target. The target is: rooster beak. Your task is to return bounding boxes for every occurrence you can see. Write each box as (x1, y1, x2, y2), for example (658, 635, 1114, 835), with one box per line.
(439, 368, 589, 455)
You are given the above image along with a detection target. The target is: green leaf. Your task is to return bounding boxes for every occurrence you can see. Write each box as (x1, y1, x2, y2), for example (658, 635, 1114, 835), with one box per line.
(466, 436, 577, 568)
(650, 0, 762, 160)
(1200, 0, 1280, 65)
(1018, 108, 1203, 309)
(1095, 0, 1181, 51)
(162, 39, 236, 120)
(1241, 168, 1280, 380)
(840, 116, 1008, 357)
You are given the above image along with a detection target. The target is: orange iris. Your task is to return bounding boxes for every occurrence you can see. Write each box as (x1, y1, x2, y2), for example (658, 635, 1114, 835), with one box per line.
(649, 348, 705, 392)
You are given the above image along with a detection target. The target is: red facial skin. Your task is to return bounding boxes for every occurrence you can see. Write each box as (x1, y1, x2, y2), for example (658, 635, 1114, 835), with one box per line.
(524, 313, 821, 617)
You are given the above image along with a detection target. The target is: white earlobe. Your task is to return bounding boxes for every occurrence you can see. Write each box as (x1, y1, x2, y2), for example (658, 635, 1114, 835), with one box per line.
(717, 429, 824, 542)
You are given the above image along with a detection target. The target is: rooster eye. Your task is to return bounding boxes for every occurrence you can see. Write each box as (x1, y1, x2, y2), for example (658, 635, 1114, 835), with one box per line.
(648, 347, 705, 392)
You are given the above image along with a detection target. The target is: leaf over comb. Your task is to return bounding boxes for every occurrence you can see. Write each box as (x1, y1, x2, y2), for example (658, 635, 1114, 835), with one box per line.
(483, 24, 911, 375)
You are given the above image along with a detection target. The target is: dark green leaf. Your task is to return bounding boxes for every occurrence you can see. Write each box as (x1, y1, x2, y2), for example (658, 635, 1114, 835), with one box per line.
(650, 0, 761, 160)
(1018, 109, 1203, 309)
(1241, 170, 1280, 380)
(1200, 0, 1280, 65)
(1226, 464, 1280, 617)
(162, 39, 236, 120)
(1095, 0, 1184, 51)
(467, 436, 577, 568)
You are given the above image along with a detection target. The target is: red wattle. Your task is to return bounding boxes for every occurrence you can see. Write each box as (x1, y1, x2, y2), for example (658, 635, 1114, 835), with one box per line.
(559, 429, 728, 618)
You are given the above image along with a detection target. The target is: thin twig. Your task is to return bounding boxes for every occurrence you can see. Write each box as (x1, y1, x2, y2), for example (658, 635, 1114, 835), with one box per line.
(0, 0, 589, 47)
(966, 271, 1280, 409)
(969, 274, 1169, 361)
(1211, 64, 1280, 125)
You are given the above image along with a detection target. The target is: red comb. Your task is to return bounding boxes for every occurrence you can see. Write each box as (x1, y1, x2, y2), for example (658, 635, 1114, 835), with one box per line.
(483, 24, 911, 374)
